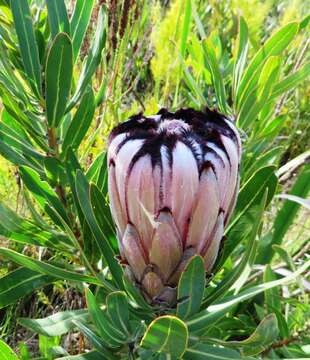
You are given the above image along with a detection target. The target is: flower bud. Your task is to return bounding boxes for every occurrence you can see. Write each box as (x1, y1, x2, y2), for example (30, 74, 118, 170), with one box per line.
(108, 108, 241, 304)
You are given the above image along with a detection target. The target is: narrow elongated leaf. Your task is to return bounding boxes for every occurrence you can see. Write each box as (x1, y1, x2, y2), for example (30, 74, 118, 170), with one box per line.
(204, 192, 267, 307)
(0, 203, 70, 251)
(1, 92, 47, 151)
(19, 310, 88, 336)
(258, 164, 310, 263)
(56, 351, 105, 360)
(67, 7, 106, 111)
(90, 184, 116, 250)
(46, 0, 70, 38)
(20, 166, 70, 226)
(46, 33, 73, 127)
(71, 0, 95, 61)
(85, 289, 127, 348)
(0, 267, 54, 308)
(273, 245, 296, 271)
(44, 157, 67, 186)
(62, 86, 95, 153)
(270, 62, 310, 100)
(141, 315, 188, 358)
(227, 166, 277, 232)
(243, 146, 282, 180)
(106, 292, 130, 335)
(0, 46, 29, 103)
(0, 248, 101, 286)
(180, 57, 206, 106)
(0, 140, 41, 172)
(10, 0, 41, 94)
(203, 39, 228, 113)
(180, 0, 191, 57)
(73, 320, 118, 356)
(75, 171, 123, 288)
(238, 56, 281, 128)
(264, 266, 280, 312)
(211, 314, 279, 356)
(86, 152, 106, 183)
(0, 122, 44, 163)
(186, 259, 310, 332)
(0, 340, 19, 360)
(65, 148, 84, 221)
(184, 344, 255, 360)
(236, 22, 298, 108)
(177, 255, 205, 319)
(233, 16, 249, 101)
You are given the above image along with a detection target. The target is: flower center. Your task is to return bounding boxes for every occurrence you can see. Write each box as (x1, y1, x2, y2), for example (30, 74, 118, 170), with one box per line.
(159, 119, 191, 135)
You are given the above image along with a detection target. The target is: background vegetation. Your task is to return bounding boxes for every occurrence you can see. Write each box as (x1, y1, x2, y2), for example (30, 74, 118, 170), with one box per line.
(0, 0, 309, 359)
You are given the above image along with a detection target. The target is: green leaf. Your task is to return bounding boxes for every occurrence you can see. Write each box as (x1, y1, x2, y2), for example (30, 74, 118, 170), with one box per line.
(204, 191, 267, 307)
(64, 148, 84, 221)
(90, 183, 116, 250)
(46, 32, 73, 128)
(20, 166, 70, 226)
(73, 320, 118, 357)
(0, 139, 42, 173)
(56, 351, 105, 360)
(180, 0, 191, 58)
(243, 146, 282, 181)
(0, 247, 101, 286)
(46, 0, 70, 38)
(238, 56, 281, 128)
(86, 152, 106, 184)
(62, 86, 95, 154)
(0, 267, 54, 308)
(272, 245, 295, 271)
(0, 209, 69, 250)
(19, 310, 88, 337)
(0, 122, 44, 164)
(56, 350, 104, 360)
(236, 22, 298, 108)
(0, 45, 29, 104)
(0, 92, 47, 151)
(270, 62, 310, 100)
(228, 165, 277, 232)
(264, 265, 281, 313)
(186, 259, 310, 333)
(258, 164, 310, 263)
(232, 16, 249, 101)
(203, 39, 228, 114)
(177, 255, 205, 319)
(70, 0, 95, 62)
(106, 291, 130, 335)
(180, 58, 206, 106)
(85, 289, 127, 348)
(67, 6, 106, 111)
(10, 0, 42, 94)
(184, 344, 255, 359)
(0, 340, 19, 360)
(75, 171, 123, 288)
(44, 157, 67, 186)
(224, 314, 279, 356)
(141, 315, 188, 358)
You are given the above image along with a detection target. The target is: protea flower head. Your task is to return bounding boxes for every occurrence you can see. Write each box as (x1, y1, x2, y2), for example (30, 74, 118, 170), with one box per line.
(107, 108, 241, 304)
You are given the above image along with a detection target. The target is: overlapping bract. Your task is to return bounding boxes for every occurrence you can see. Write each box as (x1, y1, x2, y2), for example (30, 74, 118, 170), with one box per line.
(107, 108, 241, 303)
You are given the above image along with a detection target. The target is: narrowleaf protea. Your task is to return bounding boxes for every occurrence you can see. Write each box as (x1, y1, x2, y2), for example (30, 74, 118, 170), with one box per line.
(108, 108, 241, 304)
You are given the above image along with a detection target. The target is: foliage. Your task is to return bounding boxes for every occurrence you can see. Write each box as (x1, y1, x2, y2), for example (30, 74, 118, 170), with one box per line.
(0, 0, 309, 359)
